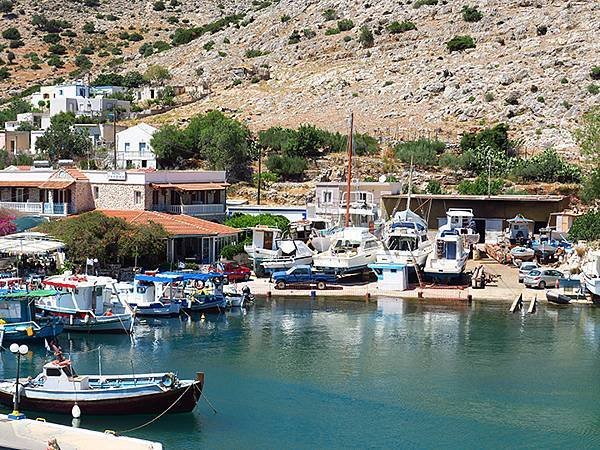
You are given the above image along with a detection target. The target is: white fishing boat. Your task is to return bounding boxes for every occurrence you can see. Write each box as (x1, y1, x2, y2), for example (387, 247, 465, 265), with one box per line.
(510, 246, 535, 261)
(378, 209, 432, 268)
(312, 227, 382, 274)
(244, 226, 313, 276)
(37, 274, 134, 334)
(445, 208, 480, 246)
(424, 228, 469, 280)
(114, 277, 181, 318)
(582, 250, 600, 300)
(506, 214, 534, 244)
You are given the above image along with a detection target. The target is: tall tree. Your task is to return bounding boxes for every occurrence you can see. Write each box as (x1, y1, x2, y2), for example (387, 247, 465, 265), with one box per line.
(35, 112, 92, 162)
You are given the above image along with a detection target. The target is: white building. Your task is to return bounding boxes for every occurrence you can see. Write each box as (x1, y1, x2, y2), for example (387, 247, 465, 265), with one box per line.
(116, 123, 158, 169)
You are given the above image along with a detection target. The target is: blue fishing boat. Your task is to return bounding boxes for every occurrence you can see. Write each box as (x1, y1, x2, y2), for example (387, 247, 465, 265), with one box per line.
(0, 290, 63, 345)
(156, 272, 228, 313)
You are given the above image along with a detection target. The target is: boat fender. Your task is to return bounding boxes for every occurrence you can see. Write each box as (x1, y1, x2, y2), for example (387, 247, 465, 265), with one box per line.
(84, 314, 91, 324)
(26, 327, 34, 337)
(72, 404, 81, 418)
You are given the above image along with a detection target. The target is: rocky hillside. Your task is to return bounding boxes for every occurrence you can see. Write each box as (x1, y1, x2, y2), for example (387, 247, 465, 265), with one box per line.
(2, 0, 599, 152)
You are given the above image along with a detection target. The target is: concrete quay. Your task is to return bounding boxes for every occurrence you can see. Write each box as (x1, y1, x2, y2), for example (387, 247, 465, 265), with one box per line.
(0, 414, 162, 450)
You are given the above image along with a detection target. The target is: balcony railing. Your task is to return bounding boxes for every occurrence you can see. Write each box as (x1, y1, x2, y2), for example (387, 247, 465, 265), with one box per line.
(0, 201, 69, 216)
(119, 151, 156, 159)
(152, 203, 225, 216)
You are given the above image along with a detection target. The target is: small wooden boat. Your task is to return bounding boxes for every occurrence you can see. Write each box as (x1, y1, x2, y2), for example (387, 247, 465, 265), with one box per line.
(510, 246, 535, 261)
(0, 352, 204, 415)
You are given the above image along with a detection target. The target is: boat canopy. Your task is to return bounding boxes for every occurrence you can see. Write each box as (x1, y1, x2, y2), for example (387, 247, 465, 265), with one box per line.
(136, 272, 223, 283)
(0, 289, 58, 299)
(507, 214, 534, 223)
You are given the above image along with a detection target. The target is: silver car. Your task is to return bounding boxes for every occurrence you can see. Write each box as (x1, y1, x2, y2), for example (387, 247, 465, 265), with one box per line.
(524, 268, 565, 289)
(518, 262, 539, 283)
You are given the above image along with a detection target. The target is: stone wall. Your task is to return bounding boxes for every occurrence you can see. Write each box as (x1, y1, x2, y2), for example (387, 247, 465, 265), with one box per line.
(73, 182, 95, 213)
(90, 182, 147, 211)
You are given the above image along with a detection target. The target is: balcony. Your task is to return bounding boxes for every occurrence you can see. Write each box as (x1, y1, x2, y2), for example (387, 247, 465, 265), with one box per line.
(120, 151, 156, 160)
(0, 202, 70, 216)
(152, 203, 225, 217)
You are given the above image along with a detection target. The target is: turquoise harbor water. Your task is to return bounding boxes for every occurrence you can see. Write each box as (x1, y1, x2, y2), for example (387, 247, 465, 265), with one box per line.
(2, 298, 600, 448)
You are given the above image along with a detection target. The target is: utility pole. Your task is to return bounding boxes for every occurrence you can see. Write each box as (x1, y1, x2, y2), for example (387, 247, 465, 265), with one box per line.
(112, 107, 118, 170)
(257, 145, 262, 205)
(487, 148, 492, 198)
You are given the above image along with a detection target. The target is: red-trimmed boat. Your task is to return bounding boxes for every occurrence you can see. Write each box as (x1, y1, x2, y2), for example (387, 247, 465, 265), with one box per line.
(0, 356, 204, 415)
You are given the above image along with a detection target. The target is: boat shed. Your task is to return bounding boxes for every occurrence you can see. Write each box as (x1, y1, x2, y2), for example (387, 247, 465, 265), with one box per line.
(381, 194, 570, 243)
(100, 210, 239, 264)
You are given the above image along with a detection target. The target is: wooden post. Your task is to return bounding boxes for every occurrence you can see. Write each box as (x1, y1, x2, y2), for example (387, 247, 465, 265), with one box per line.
(344, 112, 354, 228)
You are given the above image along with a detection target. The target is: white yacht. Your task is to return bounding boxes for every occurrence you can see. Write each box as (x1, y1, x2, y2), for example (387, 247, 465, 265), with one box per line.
(424, 228, 469, 281)
(38, 273, 135, 333)
(244, 226, 313, 276)
(377, 209, 433, 268)
(582, 250, 600, 300)
(445, 208, 480, 246)
(312, 227, 382, 274)
(114, 276, 181, 317)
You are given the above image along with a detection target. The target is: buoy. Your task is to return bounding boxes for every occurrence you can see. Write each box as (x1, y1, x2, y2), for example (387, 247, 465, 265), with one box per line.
(200, 313, 205, 321)
(71, 403, 81, 418)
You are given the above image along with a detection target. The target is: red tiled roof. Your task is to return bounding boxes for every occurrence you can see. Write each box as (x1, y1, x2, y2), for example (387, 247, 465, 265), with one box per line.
(151, 183, 229, 191)
(100, 210, 239, 237)
(15, 166, 32, 171)
(63, 168, 88, 180)
(0, 180, 74, 189)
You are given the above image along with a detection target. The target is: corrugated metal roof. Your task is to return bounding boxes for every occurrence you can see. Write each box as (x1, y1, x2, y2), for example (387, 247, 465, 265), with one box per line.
(0, 180, 74, 189)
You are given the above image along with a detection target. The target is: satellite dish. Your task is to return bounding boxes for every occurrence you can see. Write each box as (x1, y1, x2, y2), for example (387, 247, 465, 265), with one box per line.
(378, 175, 387, 183)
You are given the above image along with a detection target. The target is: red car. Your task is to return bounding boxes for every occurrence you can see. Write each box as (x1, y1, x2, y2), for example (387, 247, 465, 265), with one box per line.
(215, 261, 251, 282)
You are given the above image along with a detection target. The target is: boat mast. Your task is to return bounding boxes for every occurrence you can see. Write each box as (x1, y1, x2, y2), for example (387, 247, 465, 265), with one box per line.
(406, 156, 413, 212)
(344, 112, 354, 228)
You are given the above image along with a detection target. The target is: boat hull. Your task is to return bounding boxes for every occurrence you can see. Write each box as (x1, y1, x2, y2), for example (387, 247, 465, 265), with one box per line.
(132, 303, 181, 318)
(0, 322, 64, 344)
(546, 290, 571, 305)
(0, 381, 203, 415)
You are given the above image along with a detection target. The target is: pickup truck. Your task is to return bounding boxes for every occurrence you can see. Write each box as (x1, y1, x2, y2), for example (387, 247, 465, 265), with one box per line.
(271, 265, 337, 290)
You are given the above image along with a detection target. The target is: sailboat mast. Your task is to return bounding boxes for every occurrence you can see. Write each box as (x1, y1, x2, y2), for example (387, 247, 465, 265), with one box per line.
(407, 156, 413, 212)
(344, 112, 354, 228)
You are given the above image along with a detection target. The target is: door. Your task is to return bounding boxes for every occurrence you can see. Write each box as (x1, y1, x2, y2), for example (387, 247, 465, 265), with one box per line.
(263, 231, 274, 250)
(474, 219, 486, 243)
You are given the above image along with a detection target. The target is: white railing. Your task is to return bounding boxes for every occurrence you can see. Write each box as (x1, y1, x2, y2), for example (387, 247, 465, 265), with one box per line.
(120, 151, 156, 159)
(0, 201, 69, 216)
(152, 203, 225, 216)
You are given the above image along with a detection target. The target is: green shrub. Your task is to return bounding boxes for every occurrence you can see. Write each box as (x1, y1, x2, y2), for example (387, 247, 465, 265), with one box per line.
(253, 171, 278, 189)
(426, 180, 443, 194)
(280, 14, 290, 23)
(591, 66, 600, 81)
(461, 5, 482, 22)
(203, 40, 215, 51)
(569, 211, 600, 242)
(387, 21, 416, 33)
(303, 28, 316, 38)
(358, 26, 374, 48)
(460, 123, 514, 155)
(224, 213, 289, 231)
(458, 175, 503, 195)
(43, 33, 61, 44)
(484, 92, 494, 102)
(288, 30, 301, 45)
(581, 168, 600, 204)
(322, 8, 337, 21)
(0, 66, 9, 80)
(128, 32, 144, 42)
(2, 28, 20, 40)
(413, 0, 437, 8)
(0, 0, 13, 13)
(394, 138, 446, 167)
(220, 242, 246, 260)
(587, 84, 599, 95)
(47, 55, 64, 67)
(245, 48, 268, 58)
(8, 39, 23, 48)
(153, 0, 165, 11)
(266, 155, 308, 180)
(325, 27, 340, 35)
(62, 30, 77, 37)
(446, 35, 475, 52)
(337, 19, 354, 31)
(75, 54, 92, 70)
(511, 149, 581, 183)
(139, 43, 153, 57)
(83, 22, 95, 33)
(48, 44, 67, 55)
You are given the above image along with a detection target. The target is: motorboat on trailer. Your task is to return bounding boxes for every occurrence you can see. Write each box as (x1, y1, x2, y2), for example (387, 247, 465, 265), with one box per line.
(312, 227, 382, 275)
(0, 345, 204, 415)
(377, 209, 432, 268)
(0, 290, 63, 345)
(445, 208, 480, 246)
(244, 226, 314, 277)
(115, 275, 182, 317)
(424, 228, 469, 281)
(506, 214, 534, 244)
(37, 274, 135, 334)
(546, 277, 587, 305)
(582, 251, 600, 301)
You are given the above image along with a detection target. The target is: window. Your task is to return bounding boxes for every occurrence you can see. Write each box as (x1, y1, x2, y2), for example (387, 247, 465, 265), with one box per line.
(46, 368, 61, 377)
(141, 160, 147, 168)
(15, 188, 24, 202)
(139, 142, 146, 152)
(358, 192, 368, 202)
(58, 89, 63, 95)
(134, 191, 142, 204)
(322, 190, 333, 203)
(124, 142, 130, 152)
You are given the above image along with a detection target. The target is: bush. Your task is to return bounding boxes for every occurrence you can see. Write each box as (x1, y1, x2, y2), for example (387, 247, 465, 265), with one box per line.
(128, 32, 144, 42)
(460, 123, 514, 155)
(224, 213, 289, 231)
(394, 138, 446, 167)
(2, 28, 20, 40)
(569, 211, 600, 242)
(426, 180, 443, 194)
(75, 55, 92, 70)
(43, 33, 61, 44)
(0, 67, 9, 80)
(48, 43, 67, 55)
(325, 27, 340, 35)
(83, 22, 95, 33)
(8, 39, 23, 48)
(203, 40, 215, 51)
(47, 55, 64, 67)
(266, 155, 308, 180)
(253, 171, 278, 189)
(413, 0, 437, 8)
(458, 175, 503, 195)
(461, 5, 483, 22)
(280, 14, 290, 23)
(220, 242, 246, 260)
(358, 26, 374, 48)
(588, 84, 599, 95)
(446, 35, 475, 52)
(511, 149, 581, 183)
(387, 21, 416, 33)
(337, 19, 354, 32)
(288, 30, 301, 45)
(322, 8, 337, 21)
(591, 66, 600, 81)
(153, 0, 165, 11)
(245, 48, 268, 58)
(0, 0, 13, 13)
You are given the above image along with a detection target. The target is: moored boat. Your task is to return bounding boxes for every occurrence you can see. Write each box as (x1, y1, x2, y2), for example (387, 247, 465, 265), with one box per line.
(424, 228, 469, 281)
(378, 209, 432, 269)
(0, 349, 203, 415)
(445, 208, 480, 246)
(116, 276, 181, 317)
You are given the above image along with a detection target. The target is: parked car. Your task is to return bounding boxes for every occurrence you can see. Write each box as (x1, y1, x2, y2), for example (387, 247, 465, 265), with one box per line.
(214, 261, 251, 282)
(518, 261, 539, 283)
(523, 268, 565, 289)
(271, 265, 337, 290)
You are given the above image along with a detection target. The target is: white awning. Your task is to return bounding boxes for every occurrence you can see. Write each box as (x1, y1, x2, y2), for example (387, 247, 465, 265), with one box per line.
(0, 232, 64, 255)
